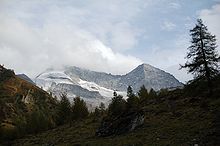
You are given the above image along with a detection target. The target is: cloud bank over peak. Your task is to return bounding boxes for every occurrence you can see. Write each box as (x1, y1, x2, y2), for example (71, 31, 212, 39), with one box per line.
(0, 0, 142, 77)
(199, 4, 220, 53)
(0, 0, 219, 82)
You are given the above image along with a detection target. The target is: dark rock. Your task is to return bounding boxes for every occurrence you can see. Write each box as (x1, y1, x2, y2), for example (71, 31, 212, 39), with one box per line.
(0, 65, 15, 82)
(96, 110, 145, 137)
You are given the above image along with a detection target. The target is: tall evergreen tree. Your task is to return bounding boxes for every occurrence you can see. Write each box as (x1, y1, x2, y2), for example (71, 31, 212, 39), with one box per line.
(138, 85, 149, 104)
(57, 93, 72, 124)
(181, 19, 219, 91)
(148, 88, 157, 98)
(108, 93, 126, 116)
(127, 85, 134, 98)
(126, 86, 140, 109)
(99, 102, 105, 115)
(71, 97, 89, 120)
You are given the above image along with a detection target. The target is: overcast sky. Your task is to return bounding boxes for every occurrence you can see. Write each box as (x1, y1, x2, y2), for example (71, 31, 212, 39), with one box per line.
(0, 0, 220, 83)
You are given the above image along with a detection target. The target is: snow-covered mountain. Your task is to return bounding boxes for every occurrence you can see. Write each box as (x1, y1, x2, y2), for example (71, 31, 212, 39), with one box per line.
(35, 70, 121, 108)
(35, 63, 183, 108)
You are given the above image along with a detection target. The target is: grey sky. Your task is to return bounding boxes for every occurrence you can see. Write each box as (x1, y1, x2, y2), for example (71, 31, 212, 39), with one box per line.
(0, 0, 220, 83)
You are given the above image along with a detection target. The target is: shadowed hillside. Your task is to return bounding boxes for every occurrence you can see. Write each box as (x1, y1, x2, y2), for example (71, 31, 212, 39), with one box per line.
(10, 74, 220, 146)
(0, 65, 58, 144)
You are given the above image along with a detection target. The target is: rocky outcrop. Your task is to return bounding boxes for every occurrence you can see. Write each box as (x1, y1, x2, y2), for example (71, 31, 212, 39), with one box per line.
(96, 110, 145, 137)
(21, 89, 34, 104)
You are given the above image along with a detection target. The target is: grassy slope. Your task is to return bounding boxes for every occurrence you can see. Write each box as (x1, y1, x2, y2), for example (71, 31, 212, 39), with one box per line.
(12, 90, 220, 146)
(0, 72, 56, 117)
(0, 70, 58, 143)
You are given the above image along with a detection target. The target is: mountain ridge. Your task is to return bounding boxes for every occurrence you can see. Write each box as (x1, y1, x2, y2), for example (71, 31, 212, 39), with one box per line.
(35, 63, 183, 108)
(0, 65, 58, 141)
(17, 74, 35, 85)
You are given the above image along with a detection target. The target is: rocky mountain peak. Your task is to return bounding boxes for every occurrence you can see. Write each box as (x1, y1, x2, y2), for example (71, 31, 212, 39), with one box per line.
(35, 63, 183, 108)
(137, 63, 154, 69)
(127, 63, 158, 76)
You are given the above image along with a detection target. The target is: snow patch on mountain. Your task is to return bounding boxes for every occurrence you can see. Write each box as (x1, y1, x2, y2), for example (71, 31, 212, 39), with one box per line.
(35, 71, 76, 90)
(35, 70, 127, 109)
(79, 79, 127, 99)
(80, 79, 113, 98)
(35, 63, 183, 108)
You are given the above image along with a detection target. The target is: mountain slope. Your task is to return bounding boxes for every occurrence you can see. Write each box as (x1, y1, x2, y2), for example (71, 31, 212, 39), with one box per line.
(16, 74, 35, 85)
(64, 64, 183, 91)
(0, 66, 58, 141)
(120, 64, 183, 91)
(64, 66, 122, 91)
(35, 64, 182, 107)
(35, 70, 126, 108)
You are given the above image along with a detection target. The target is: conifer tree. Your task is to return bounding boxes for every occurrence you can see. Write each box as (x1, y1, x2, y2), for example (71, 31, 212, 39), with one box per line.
(71, 96, 89, 120)
(93, 107, 101, 118)
(138, 85, 149, 104)
(148, 88, 157, 98)
(99, 102, 105, 110)
(99, 102, 105, 115)
(126, 86, 140, 109)
(181, 19, 219, 92)
(127, 85, 135, 98)
(57, 93, 72, 124)
(108, 93, 126, 116)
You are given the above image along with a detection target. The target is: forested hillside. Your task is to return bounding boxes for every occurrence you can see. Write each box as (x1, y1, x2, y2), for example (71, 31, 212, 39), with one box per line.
(6, 73, 220, 146)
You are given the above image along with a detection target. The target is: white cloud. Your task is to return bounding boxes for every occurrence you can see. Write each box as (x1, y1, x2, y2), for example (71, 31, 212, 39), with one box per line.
(168, 2, 181, 9)
(161, 20, 176, 31)
(199, 4, 220, 52)
(0, 1, 143, 77)
(0, 0, 219, 83)
(110, 22, 139, 50)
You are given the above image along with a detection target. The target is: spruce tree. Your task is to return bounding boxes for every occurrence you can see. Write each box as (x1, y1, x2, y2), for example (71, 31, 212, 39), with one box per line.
(138, 85, 149, 104)
(57, 93, 72, 124)
(71, 97, 89, 120)
(126, 86, 140, 109)
(108, 93, 126, 116)
(148, 88, 157, 99)
(181, 19, 219, 93)
(127, 85, 134, 98)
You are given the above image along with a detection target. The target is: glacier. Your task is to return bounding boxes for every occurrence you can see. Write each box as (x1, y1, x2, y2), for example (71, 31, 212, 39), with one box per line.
(35, 63, 183, 109)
